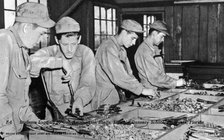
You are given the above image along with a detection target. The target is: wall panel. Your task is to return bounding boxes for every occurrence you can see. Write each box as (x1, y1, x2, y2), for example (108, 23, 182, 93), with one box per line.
(182, 5, 199, 60)
(217, 4, 224, 63)
(198, 5, 208, 62)
(207, 4, 218, 63)
(164, 6, 174, 62)
(173, 5, 183, 60)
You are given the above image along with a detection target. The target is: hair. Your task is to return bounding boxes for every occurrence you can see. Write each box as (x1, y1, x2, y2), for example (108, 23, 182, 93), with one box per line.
(148, 28, 160, 35)
(56, 32, 80, 40)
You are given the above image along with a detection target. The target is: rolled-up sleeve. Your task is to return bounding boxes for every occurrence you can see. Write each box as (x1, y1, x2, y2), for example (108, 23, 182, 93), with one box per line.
(30, 45, 63, 77)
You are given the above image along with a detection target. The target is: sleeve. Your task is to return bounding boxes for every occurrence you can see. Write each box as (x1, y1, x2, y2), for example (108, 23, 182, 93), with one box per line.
(73, 49, 96, 106)
(30, 46, 63, 77)
(0, 35, 16, 134)
(100, 46, 143, 95)
(135, 51, 177, 89)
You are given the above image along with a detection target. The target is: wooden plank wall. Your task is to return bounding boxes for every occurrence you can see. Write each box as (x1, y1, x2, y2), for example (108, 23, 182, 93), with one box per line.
(0, 0, 4, 29)
(166, 3, 224, 63)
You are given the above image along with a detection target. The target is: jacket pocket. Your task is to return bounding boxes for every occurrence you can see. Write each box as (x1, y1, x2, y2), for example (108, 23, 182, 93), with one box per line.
(12, 67, 28, 79)
(7, 67, 28, 97)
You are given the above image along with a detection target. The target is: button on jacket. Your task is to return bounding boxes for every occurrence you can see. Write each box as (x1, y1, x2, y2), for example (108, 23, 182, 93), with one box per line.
(135, 38, 177, 89)
(30, 44, 96, 115)
(92, 36, 144, 109)
(0, 27, 39, 136)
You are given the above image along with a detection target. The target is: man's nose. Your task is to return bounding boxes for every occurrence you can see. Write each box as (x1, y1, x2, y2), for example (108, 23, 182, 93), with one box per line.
(132, 40, 136, 46)
(68, 44, 74, 52)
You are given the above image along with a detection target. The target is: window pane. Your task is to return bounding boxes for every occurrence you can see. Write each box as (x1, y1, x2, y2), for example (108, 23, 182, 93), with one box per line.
(101, 7, 106, 19)
(40, 0, 47, 6)
(143, 25, 147, 32)
(107, 21, 112, 35)
(101, 20, 106, 35)
(4, 11, 15, 28)
(144, 15, 147, 24)
(151, 16, 155, 23)
(94, 6, 99, 19)
(113, 9, 116, 20)
(148, 16, 151, 24)
(17, 0, 27, 6)
(113, 21, 116, 34)
(94, 20, 100, 34)
(29, 0, 38, 2)
(107, 8, 112, 20)
(4, 0, 15, 10)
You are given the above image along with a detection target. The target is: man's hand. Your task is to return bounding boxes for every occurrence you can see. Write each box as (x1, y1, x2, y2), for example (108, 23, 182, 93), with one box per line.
(141, 88, 160, 98)
(176, 79, 186, 87)
(72, 97, 84, 116)
(62, 59, 73, 82)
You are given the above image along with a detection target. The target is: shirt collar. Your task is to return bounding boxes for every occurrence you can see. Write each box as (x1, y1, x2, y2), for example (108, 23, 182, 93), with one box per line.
(9, 26, 26, 48)
(144, 37, 161, 55)
(111, 36, 124, 52)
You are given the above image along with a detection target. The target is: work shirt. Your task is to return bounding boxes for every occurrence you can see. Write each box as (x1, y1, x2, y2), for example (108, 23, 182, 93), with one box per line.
(0, 27, 39, 137)
(92, 36, 143, 109)
(135, 38, 177, 89)
(30, 44, 96, 115)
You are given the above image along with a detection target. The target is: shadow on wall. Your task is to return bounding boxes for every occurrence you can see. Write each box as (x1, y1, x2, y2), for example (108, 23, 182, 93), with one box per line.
(29, 76, 47, 119)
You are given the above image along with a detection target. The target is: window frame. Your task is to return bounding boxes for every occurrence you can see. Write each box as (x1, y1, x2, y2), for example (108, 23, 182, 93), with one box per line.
(93, 2, 119, 51)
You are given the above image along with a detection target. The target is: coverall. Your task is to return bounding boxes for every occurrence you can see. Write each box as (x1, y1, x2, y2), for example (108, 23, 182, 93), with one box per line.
(0, 27, 39, 138)
(30, 44, 96, 117)
(92, 36, 144, 109)
(135, 38, 177, 89)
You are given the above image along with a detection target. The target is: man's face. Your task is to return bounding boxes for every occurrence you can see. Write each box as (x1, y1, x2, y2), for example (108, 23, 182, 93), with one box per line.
(25, 25, 48, 49)
(59, 34, 80, 59)
(123, 30, 138, 48)
(152, 31, 166, 46)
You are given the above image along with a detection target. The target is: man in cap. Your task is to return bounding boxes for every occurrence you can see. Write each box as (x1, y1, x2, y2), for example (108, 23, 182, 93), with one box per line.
(0, 2, 55, 140)
(135, 20, 186, 90)
(30, 16, 96, 118)
(92, 19, 159, 109)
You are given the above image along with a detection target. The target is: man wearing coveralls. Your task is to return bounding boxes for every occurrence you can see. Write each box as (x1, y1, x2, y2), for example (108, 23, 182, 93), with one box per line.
(135, 20, 186, 90)
(92, 19, 159, 109)
(30, 17, 96, 118)
(0, 2, 55, 140)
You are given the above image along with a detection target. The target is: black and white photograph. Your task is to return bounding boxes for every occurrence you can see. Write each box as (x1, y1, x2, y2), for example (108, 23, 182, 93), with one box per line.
(1, 0, 224, 139)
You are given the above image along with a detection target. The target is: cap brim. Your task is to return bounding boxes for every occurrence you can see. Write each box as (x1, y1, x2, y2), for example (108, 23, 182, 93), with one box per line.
(128, 29, 145, 33)
(37, 19, 55, 28)
(162, 31, 169, 36)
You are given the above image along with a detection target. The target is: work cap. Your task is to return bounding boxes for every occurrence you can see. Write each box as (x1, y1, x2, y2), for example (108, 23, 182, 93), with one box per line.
(121, 19, 144, 33)
(150, 20, 170, 36)
(55, 17, 80, 34)
(15, 2, 55, 28)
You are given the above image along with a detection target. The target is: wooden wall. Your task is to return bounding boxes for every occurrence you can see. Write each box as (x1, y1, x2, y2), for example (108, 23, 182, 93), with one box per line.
(166, 3, 224, 63)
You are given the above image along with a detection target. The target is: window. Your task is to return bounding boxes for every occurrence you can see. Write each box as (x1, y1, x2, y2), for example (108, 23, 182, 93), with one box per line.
(3, 0, 48, 53)
(143, 15, 156, 39)
(94, 5, 117, 51)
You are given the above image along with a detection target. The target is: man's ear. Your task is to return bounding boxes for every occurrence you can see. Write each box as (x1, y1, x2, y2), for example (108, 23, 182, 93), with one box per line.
(152, 30, 158, 36)
(23, 23, 33, 33)
(55, 36, 59, 44)
(78, 35, 82, 44)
